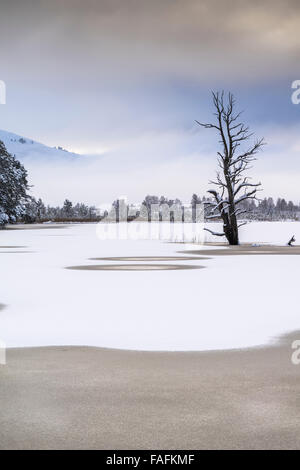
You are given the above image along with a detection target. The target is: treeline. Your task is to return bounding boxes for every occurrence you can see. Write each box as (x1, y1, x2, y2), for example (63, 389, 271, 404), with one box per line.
(215, 196, 300, 221)
(197, 194, 300, 221)
(138, 194, 300, 222)
(253, 197, 300, 220)
(19, 194, 300, 225)
(21, 197, 100, 223)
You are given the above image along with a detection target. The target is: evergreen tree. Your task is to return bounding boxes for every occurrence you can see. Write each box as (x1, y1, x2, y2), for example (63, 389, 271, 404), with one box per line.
(36, 198, 46, 220)
(62, 199, 73, 218)
(0, 140, 29, 226)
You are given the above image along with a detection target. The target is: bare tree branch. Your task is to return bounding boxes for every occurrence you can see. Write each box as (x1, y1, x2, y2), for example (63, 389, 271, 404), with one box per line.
(203, 227, 226, 236)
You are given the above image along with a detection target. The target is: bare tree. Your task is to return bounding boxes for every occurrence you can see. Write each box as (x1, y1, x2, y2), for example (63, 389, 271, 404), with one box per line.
(196, 92, 265, 245)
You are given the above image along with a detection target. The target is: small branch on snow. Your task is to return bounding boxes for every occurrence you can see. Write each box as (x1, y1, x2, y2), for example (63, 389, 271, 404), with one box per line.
(203, 227, 225, 237)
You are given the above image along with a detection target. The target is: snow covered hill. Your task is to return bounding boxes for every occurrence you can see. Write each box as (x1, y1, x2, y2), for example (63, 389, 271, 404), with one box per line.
(0, 129, 79, 162)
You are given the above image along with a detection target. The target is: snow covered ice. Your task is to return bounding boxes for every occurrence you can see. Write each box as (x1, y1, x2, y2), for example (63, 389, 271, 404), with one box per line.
(0, 222, 300, 351)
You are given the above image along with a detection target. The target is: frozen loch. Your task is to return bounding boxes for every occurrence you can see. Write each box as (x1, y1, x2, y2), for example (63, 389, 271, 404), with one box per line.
(0, 222, 300, 351)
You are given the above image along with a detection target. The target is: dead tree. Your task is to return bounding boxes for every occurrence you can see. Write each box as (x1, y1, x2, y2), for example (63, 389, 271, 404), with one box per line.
(196, 92, 264, 245)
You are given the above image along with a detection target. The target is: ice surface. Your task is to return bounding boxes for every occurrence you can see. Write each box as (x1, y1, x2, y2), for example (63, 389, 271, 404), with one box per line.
(0, 222, 299, 351)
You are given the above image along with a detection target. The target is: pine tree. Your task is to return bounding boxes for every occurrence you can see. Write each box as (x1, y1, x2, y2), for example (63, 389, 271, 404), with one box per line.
(0, 140, 29, 226)
(62, 199, 73, 218)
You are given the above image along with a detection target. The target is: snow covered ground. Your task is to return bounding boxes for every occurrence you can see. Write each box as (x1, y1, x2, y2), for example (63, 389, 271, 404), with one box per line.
(0, 221, 300, 351)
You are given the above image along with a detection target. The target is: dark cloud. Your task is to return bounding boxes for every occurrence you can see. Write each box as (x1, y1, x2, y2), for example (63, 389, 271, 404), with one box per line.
(1, 0, 299, 84)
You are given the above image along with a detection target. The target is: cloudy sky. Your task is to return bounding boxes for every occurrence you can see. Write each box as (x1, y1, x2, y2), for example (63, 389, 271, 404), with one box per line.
(0, 0, 299, 204)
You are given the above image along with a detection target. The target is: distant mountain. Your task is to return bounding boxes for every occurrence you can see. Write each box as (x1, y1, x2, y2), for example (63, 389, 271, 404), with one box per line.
(0, 129, 79, 162)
